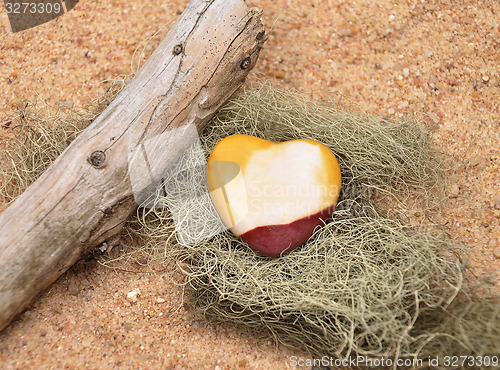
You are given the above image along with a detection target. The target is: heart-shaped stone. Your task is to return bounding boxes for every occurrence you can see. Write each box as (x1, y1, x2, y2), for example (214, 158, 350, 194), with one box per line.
(207, 134, 341, 257)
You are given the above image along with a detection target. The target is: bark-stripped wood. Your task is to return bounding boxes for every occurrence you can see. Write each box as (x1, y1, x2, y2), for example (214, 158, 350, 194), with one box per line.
(0, 0, 266, 331)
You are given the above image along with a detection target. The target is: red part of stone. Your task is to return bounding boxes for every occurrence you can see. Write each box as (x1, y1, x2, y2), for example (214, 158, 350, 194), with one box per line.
(239, 206, 334, 257)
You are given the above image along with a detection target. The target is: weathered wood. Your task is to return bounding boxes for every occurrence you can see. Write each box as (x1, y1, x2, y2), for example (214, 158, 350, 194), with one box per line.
(0, 0, 266, 331)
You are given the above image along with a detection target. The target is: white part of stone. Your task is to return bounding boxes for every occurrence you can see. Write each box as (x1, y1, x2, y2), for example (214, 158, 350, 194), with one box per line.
(227, 141, 331, 236)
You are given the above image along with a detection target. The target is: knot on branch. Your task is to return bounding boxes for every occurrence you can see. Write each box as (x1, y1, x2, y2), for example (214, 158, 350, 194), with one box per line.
(240, 57, 251, 70)
(172, 44, 183, 56)
(89, 150, 106, 169)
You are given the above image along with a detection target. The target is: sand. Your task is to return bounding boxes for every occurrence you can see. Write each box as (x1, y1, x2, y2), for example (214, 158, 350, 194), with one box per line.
(0, 0, 498, 368)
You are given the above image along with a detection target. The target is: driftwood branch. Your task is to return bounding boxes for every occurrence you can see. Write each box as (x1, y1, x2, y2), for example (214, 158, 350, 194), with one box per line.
(0, 0, 266, 331)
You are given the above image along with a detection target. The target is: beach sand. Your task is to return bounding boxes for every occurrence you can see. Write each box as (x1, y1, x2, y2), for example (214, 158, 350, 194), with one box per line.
(0, 0, 498, 368)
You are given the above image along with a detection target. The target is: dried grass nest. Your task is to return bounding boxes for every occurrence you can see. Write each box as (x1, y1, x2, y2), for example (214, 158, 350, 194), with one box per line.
(1, 82, 498, 367)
